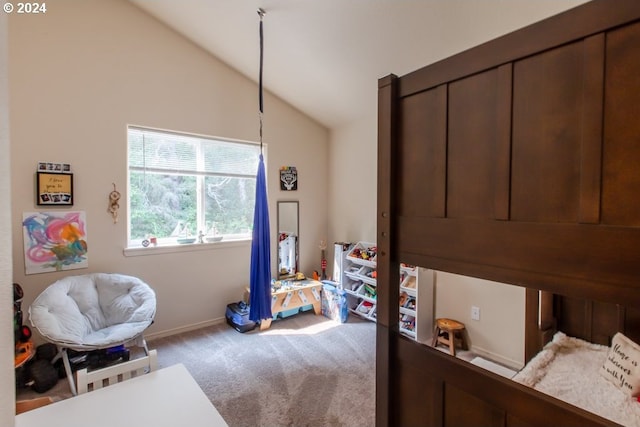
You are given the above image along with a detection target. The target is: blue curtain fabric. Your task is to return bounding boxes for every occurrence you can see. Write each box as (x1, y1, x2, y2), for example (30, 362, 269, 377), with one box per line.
(249, 154, 272, 322)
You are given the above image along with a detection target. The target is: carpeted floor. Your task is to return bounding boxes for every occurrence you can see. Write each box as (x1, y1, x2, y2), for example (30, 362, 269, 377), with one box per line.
(17, 312, 376, 427)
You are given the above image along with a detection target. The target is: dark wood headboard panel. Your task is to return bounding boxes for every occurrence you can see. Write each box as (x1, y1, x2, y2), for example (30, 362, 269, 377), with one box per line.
(376, 1, 640, 426)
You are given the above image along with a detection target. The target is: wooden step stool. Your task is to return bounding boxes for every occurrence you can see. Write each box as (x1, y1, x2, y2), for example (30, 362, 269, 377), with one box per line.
(432, 318, 467, 356)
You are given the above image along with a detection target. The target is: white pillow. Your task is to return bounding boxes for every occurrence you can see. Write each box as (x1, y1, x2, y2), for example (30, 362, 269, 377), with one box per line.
(600, 332, 640, 397)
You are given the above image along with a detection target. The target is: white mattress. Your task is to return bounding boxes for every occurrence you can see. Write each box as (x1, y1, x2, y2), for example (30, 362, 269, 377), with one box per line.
(513, 331, 640, 427)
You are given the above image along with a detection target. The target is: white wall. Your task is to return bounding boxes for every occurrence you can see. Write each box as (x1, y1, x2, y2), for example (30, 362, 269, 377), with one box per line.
(8, 0, 328, 341)
(328, 113, 377, 245)
(435, 272, 525, 369)
(1, 10, 15, 426)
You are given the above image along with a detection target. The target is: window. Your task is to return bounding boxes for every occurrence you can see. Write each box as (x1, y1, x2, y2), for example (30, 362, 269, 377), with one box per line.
(127, 126, 262, 248)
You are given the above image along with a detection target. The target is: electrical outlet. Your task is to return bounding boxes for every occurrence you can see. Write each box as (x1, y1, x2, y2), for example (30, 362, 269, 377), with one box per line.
(471, 306, 480, 321)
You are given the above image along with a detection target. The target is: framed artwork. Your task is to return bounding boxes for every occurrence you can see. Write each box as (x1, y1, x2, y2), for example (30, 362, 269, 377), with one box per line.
(280, 166, 298, 191)
(37, 172, 73, 205)
(22, 211, 89, 274)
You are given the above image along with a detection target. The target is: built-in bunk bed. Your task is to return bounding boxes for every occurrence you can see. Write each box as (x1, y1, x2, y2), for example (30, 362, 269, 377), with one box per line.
(376, 1, 640, 426)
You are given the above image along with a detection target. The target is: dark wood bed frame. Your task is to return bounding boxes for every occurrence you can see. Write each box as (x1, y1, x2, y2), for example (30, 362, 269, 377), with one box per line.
(376, 1, 640, 426)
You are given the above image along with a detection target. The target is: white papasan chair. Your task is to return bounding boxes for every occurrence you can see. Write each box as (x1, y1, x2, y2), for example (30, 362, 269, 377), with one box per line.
(29, 273, 156, 395)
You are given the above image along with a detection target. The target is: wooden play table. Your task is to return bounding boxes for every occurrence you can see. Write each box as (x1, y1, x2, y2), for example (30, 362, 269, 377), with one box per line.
(247, 279, 323, 330)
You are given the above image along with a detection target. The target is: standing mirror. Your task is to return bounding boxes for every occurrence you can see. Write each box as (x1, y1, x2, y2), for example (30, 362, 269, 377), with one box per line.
(277, 201, 299, 279)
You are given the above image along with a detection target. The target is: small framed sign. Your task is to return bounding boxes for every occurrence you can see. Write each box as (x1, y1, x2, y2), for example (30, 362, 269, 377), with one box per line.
(37, 172, 74, 205)
(280, 166, 298, 191)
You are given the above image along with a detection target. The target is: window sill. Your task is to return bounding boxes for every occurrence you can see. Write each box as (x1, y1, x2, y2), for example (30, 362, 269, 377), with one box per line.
(123, 239, 250, 257)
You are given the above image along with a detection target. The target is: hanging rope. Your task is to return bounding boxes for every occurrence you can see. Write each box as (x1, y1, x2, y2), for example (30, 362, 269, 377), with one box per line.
(258, 8, 265, 153)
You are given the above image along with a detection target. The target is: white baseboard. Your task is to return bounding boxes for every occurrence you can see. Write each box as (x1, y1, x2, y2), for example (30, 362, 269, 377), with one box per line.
(470, 345, 524, 371)
(146, 317, 225, 341)
(470, 356, 518, 379)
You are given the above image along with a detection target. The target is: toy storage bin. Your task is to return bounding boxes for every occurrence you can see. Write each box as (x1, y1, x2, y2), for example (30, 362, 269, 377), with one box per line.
(346, 241, 377, 268)
(299, 304, 314, 312)
(344, 264, 361, 276)
(274, 307, 301, 319)
(355, 300, 375, 317)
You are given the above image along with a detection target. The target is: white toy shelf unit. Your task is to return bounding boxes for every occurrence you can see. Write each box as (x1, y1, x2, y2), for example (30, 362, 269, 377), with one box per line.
(334, 241, 434, 342)
(399, 264, 434, 344)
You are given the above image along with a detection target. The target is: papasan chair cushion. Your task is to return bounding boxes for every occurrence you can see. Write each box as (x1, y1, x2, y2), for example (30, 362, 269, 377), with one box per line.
(29, 273, 156, 350)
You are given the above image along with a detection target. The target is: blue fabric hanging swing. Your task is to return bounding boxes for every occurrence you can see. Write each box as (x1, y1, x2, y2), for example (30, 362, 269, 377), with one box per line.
(249, 9, 272, 323)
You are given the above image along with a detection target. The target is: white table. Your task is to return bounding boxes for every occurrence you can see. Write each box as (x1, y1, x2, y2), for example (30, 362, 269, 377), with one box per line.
(15, 363, 228, 427)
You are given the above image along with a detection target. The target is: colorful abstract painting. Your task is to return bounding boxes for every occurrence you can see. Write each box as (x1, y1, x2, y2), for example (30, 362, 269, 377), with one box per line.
(22, 211, 88, 275)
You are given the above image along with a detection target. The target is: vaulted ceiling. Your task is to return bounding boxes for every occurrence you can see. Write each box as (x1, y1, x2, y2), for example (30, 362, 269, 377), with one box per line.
(128, 0, 588, 129)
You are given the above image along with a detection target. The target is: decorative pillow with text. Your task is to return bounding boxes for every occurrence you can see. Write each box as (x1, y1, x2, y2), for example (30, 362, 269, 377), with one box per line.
(600, 332, 640, 397)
